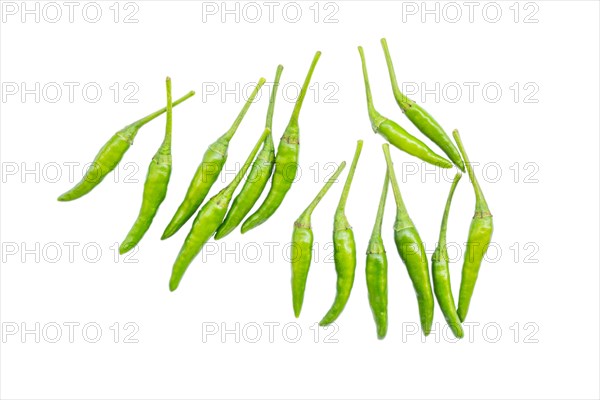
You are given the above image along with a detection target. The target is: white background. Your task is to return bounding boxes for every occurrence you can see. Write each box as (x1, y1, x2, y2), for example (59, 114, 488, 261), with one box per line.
(1, 1, 599, 399)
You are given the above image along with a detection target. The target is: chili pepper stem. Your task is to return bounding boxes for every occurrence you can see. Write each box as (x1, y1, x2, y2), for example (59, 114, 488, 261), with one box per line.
(221, 78, 266, 142)
(372, 171, 389, 238)
(266, 65, 284, 130)
(289, 52, 321, 126)
(452, 130, 490, 213)
(337, 140, 363, 214)
(438, 172, 462, 249)
(380, 38, 410, 109)
(132, 90, 196, 129)
(160, 77, 173, 152)
(382, 145, 411, 225)
(300, 161, 347, 220)
(358, 46, 386, 129)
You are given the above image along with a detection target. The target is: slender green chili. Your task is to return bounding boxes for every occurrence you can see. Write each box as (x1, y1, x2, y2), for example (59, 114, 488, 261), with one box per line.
(380, 38, 465, 172)
(169, 128, 271, 291)
(366, 170, 389, 339)
(382, 144, 434, 336)
(291, 161, 347, 318)
(215, 65, 284, 240)
(432, 172, 464, 338)
(120, 77, 175, 254)
(162, 78, 266, 240)
(453, 130, 494, 322)
(241, 52, 322, 233)
(358, 46, 452, 169)
(320, 140, 363, 326)
(57, 90, 195, 201)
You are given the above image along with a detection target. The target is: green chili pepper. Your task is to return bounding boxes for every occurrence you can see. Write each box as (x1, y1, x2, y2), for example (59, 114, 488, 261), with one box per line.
(215, 65, 284, 240)
(358, 46, 452, 169)
(119, 77, 175, 254)
(241, 51, 322, 233)
(432, 172, 464, 338)
(380, 38, 465, 172)
(57, 90, 195, 202)
(320, 140, 363, 326)
(291, 161, 347, 318)
(382, 144, 434, 336)
(453, 130, 494, 322)
(162, 78, 266, 240)
(366, 170, 389, 339)
(169, 127, 271, 291)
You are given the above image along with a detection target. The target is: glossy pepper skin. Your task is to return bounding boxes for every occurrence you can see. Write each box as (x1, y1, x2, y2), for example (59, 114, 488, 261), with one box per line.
(366, 171, 389, 339)
(241, 52, 322, 233)
(320, 140, 363, 326)
(215, 65, 284, 240)
(453, 130, 493, 322)
(57, 90, 195, 202)
(291, 162, 346, 317)
(120, 77, 175, 254)
(432, 172, 464, 338)
(383, 144, 434, 336)
(380, 38, 465, 172)
(162, 78, 266, 240)
(358, 46, 452, 170)
(169, 126, 270, 291)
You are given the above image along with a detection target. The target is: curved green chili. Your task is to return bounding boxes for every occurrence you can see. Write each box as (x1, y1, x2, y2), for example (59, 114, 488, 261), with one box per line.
(320, 140, 363, 326)
(169, 128, 271, 291)
(382, 144, 434, 336)
(291, 161, 346, 318)
(432, 172, 464, 338)
(57, 90, 195, 201)
(162, 78, 266, 240)
(366, 170, 389, 339)
(358, 46, 452, 169)
(215, 65, 284, 240)
(380, 38, 465, 172)
(241, 51, 322, 233)
(453, 130, 493, 322)
(120, 77, 175, 254)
